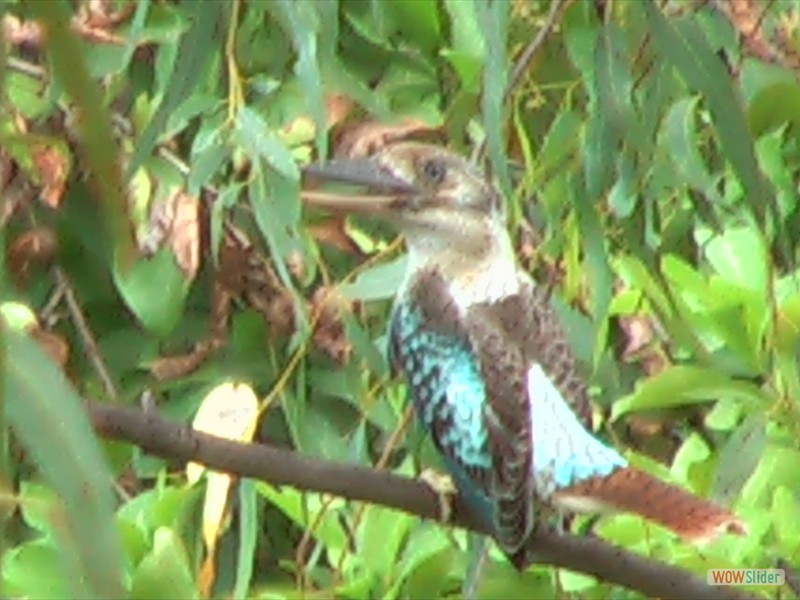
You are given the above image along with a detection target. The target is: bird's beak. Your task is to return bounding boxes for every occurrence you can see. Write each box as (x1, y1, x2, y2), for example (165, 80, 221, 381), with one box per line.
(301, 157, 419, 214)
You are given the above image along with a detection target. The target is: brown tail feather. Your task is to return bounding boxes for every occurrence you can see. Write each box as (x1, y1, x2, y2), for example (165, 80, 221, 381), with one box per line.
(552, 467, 747, 543)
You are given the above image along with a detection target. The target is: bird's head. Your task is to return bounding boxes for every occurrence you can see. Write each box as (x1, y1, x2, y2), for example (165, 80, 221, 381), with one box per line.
(302, 142, 513, 268)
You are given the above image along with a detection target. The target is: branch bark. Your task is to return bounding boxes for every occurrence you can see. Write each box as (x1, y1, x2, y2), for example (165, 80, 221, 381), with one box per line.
(88, 401, 756, 600)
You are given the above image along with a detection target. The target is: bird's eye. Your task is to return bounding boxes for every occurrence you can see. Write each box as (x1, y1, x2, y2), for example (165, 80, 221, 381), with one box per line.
(421, 159, 446, 184)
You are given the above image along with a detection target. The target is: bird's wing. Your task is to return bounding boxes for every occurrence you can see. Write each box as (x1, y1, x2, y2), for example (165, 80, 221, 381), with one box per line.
(473, 278, 628, 497)
(389, 270, 535, 563)
(484, 280, 594, 428)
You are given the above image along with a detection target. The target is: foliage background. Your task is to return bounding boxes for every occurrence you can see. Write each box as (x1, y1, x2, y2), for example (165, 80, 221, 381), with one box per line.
(1, 0, 800, 598)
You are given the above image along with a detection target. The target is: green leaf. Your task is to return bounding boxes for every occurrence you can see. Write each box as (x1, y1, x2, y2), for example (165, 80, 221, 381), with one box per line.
(644, 4, 781, 259)
(340, 256, 407, 302)
(269, 1, 327, 158)
(702, 225, 769, 295)
(704, 399, 744, 432)
(5, 331, 125, 599)
(233, 480, 258, 600)
(755, 127, 798, 221)
(537, 109, 582, 180)
(608, 151, 638, 218)
(741, 446, 800, 508)
(5, 71, 50, 119)
(127, 2, 225, 177)
(748, 81, 800, 137)
(237, 107, 300, 180)
(19, 482, 60, 538)
(246, 163, 303, 305)
(26, 0, 132, 263)
(129, 528, 198, 600)
(570, 174, 613, 363)
(2, 540, 73, 599)
(113, 247, 190, 337)
(662, 96, 721, 203)
(385, 0, 442, 56)
(256, 484, 348, 561)
(595, 24, 636, 145)
(772, 486, 800, 551)
(713, 414, 767, 504)
(389, 526, 451, 599)
(776, 294, 800, 354)
(476, 0, 510, 196)
(443, 0, 484, 58)
(612, 365, 773, 420)
(117, 485, 197, 536)
(359, 506, 413, 582)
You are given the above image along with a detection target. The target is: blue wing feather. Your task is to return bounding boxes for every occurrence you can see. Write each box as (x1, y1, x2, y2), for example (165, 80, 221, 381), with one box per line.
(526, 363, 627, 494)
(388, 300, 495, 529)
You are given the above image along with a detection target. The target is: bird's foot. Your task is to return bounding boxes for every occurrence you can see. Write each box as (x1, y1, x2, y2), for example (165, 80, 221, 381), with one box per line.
(419, 468, 457, 524)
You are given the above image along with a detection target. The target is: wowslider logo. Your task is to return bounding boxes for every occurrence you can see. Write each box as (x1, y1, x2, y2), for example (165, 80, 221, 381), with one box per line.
(708, 569, 785, 586)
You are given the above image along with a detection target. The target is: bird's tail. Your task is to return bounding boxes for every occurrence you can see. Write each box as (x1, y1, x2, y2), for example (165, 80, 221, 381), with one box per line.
(552, 466, 747, 543)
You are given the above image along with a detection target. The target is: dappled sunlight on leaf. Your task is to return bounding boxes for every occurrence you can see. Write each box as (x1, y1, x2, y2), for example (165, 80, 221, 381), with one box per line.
(188, 382, 259, 595)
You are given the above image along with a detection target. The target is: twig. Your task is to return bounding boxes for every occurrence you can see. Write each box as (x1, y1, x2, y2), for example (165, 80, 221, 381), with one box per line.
(55, 268, 119, 399)
(39, 277, 68, 323)
(6, 56, 47, 79)
(505, 0, 573, 105)
(472, 0, 573, 164)
(86, 400, 758, 600)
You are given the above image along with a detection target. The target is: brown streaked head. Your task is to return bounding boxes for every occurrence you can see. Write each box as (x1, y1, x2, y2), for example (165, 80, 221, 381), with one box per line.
(301, 142, 508, 261)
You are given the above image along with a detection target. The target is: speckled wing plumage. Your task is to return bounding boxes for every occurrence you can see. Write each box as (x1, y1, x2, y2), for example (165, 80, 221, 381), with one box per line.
(388, 269, 535, 566)
(476, 281, 593, 427)
(389, 267, 746, 567)
(478, 278, 745, 542)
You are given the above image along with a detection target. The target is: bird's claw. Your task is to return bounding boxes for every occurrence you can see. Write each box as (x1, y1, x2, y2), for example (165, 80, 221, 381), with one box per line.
(419, 468, 457, 524)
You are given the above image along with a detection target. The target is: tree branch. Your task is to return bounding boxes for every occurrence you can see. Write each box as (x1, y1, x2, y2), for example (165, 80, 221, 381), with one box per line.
(87, 401, 756, 600)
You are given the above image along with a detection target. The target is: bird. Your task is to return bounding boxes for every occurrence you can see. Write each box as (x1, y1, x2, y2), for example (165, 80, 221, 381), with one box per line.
(300, 142, 747, 573)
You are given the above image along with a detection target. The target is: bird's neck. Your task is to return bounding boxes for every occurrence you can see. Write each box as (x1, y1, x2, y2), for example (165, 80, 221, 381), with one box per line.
(401, 219, 524, 308)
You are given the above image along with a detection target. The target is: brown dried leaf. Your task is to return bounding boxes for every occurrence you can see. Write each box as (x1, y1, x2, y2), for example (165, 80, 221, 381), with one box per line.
(32, 143, 71, 208)
(72, 0, 132, 45)
(307, 217, 365, 256)
(312, 286, 353, 365)
(210, 284, 234, 340)
(326, 94, 355, 128)
(714, 0, 800, 72)
(287, 249, 306, 282)
(216, 238, 254, 296)
(0, 149, 16, 192)
(2, 15, 44, 47)
(257, 291, 296, 337)
(31, 328, 70, 369)
(3, 3, 130, 49)
(140, 189, 200, 281)
(618, 314, 655, 361)
(80, 0, 135, 29)
(641, 352, 670, 377)
(8, 227, 59, 287)
(150, 339, 224, 381)
(218, 227, 298, 336)
(335, 118, 443, 159)
(617, 312, 669, 377)
(169, 191, 200, 280)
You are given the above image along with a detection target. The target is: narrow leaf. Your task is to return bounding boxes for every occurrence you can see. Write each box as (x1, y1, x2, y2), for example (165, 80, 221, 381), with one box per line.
(612, 365, 773, 420)
(5, 331, 125, 599)
(127, 2, 225, 177)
